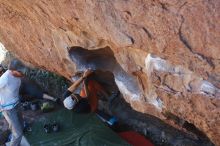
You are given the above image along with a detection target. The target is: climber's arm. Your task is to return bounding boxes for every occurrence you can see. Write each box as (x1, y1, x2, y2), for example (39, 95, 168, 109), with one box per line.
(67, 76, 84, 93)
(62, 69, 93, 99)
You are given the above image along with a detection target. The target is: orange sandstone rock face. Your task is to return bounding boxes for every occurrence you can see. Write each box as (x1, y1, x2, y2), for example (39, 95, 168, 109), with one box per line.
(0, 0, 219, 145)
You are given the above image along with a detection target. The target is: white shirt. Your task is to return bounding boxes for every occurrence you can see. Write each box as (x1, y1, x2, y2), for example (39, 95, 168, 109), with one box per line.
(0, 70, 21, 111)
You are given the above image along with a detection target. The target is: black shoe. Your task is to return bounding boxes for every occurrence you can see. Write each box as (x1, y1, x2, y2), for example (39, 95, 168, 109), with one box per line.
(52, 122, 59, 132)
(43, 124, 50, 133)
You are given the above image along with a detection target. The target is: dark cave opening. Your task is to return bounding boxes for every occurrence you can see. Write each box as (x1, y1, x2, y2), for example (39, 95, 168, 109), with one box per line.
(68, 46, 142, 101)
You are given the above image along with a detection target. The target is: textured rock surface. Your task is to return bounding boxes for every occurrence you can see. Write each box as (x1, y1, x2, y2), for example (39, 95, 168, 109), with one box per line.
(0, 0, 219, 145)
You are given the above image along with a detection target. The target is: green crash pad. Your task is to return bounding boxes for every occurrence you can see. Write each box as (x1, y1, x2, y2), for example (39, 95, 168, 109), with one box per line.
(25, 108, 130, 146)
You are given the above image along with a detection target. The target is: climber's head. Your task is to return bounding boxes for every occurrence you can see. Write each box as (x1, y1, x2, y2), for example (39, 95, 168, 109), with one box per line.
(8, 59, 27, 77)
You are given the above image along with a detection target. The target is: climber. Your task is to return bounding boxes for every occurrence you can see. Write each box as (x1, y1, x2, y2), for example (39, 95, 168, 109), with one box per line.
(0, 59, 27, 146)
(63, 69, 109, 113)
(0, 64, 58, 103)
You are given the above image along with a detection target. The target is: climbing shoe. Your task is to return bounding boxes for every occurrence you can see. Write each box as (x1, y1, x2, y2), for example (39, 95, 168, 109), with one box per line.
(52, 121, 59, 132)
(43, 124, 50, 133)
